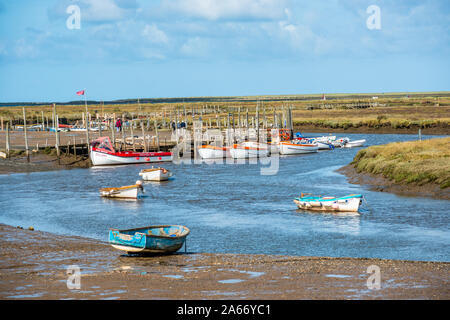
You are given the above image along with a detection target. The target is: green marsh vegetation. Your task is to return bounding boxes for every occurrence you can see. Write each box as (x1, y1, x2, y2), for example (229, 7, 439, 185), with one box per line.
(351, 137, 450, 189)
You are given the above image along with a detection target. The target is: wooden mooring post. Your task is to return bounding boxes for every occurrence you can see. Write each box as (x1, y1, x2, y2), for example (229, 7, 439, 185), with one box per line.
(22, 107, 30, 162)
(6, 122, 10, 158)
(73, 136, 77, 158)
(154, 119, 160, 151)
(55, 115, 61, 161)
(141, 121, 148, 152)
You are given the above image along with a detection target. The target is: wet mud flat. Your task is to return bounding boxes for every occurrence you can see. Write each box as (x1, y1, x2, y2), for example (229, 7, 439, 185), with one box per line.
(0, 224, 448, 300)
(0, 152, 90, 175)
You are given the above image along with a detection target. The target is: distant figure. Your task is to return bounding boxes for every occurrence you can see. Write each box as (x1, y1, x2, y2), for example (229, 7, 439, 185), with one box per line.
(115, 118, 122, 132)
(171, 121, 175, 131)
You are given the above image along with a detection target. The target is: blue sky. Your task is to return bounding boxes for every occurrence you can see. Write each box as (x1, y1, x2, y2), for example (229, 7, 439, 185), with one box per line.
(0, 0, 449, 102)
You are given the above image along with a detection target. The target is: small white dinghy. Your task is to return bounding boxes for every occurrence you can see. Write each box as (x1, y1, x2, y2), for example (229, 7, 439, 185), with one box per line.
(139, 167, 172, 181)
(294, 194, 363, 212)
(279, 141, 319, 154)
(344, 139, 366, 148)
(100, 180, 144, 199)
(230, 141, 269, 159)
(198, 145, 229, 159)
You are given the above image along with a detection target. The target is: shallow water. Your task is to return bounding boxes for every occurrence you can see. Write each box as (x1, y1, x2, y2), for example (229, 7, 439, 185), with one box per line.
(0, 133, 449, 261)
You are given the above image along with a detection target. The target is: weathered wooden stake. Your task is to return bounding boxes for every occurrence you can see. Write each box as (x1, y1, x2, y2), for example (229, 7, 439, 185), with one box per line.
(55, 115, 61, 161)
(22, 107, 30, 162)
(154, 119, 160, 151)
(130, 120, 136, 152)
(141, 121, 147, 152)
(111, 122, 116, 149)
(73, 136, 77, 158)
(41, 111, 45, 131)
(6, 122, 10, 158)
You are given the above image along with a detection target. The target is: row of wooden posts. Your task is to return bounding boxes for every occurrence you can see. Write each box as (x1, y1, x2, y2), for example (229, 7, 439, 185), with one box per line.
(1, 103, 295, 160)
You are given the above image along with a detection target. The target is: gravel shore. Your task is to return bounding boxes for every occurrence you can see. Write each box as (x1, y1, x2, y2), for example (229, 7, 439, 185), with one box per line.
(0, 224, 448, 300)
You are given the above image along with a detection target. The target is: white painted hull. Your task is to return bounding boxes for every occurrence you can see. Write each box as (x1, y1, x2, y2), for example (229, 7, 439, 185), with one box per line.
(315, 141, 334, 150)
(294, 197, 361, 212)
(91, 150, 173, 166)
(110, 244, 172, 253)
(100, 186, 142, 199)
(139, 169, 172, 181)
(344, 139, 366, 148)
(198, 146, 227, 159)
(314, 136, 336, 143)
(230, 142, 269, 159)
(279, 142, 318, 155)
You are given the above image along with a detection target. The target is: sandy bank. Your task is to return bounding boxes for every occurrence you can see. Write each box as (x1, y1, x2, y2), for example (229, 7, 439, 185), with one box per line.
(0, 224, 448, 300)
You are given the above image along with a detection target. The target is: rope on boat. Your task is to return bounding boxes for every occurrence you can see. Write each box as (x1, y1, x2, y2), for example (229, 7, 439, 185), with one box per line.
(362, 196, 372, 214)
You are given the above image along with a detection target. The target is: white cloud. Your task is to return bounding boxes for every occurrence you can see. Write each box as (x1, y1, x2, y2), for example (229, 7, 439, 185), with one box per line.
(48, 0, 137, 22)
(142, 24, 169, 44)
(180, 37, 210, 57)
(161, 0, 287, 21)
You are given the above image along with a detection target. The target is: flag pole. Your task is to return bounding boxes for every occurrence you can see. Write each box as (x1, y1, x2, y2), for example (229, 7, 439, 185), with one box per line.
(84, 89, 90, 156)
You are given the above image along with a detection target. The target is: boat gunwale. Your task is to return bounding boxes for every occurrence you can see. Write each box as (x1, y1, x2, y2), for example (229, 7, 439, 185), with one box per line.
(294, 194, 362, 202)
(92, 148, 172, 158)
(110, 225, 190, 239)
(280, 142, 319, 148)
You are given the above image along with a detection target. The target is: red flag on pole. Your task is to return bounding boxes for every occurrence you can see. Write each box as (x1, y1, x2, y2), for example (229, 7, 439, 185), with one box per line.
(76, 90, 85, 96)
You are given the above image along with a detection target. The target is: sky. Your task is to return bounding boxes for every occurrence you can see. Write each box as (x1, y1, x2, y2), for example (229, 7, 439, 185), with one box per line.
(0, 0, 449, 102)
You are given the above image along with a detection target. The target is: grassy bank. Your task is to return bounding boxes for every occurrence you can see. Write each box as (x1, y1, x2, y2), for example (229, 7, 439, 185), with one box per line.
(350, 137, 450, 189)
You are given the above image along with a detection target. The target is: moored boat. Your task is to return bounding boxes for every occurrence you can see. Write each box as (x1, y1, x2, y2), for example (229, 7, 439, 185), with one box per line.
(344, 139, 366, 148)
(139, 167, 172, 181)
(279, 141, 319, 154)
(109, 225, 190, 254)
(230, 141, 269, 159)
(198, 145, 229, 159)
(294, 194, 363, 212)
(90, 136, 172, 166)
(100, 180, 144, 199)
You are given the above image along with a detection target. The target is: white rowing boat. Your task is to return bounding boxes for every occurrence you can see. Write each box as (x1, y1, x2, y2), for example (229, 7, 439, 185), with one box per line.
(344, 139, 366, 148)
(279, 141, 319, 154)
(100, 181, 144, 199)
(230, 141, 269, 159)
(139, 167, 172, 181)
(198, 145, 229, 159)
(294, 194, 363, 212)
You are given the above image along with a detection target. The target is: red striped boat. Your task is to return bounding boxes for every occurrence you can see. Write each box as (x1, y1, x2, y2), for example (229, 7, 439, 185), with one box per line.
(90, 137, 172, 166)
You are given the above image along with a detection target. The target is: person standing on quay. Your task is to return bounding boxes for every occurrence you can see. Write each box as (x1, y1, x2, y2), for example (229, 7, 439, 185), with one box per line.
(115, 118, 122, 132)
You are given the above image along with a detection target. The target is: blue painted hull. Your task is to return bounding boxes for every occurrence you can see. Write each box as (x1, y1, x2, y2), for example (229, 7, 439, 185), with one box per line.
(109, 225, 190, 254)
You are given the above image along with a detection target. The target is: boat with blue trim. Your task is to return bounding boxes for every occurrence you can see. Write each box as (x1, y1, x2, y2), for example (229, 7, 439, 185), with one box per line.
(109, 225, 190, 254)
(294, 194, 363, 212)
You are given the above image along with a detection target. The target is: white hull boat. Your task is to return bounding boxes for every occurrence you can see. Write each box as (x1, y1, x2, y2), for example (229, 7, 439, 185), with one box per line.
(331, 137, 350, 148)
(279, 142, 319, 154)
(294, 194, 363, 212)
(100, 181, 144, 199)
(198, 145, 229, 159)
(344, 139, 366, 148)
(230, 142, 269, 159)
(314, 141, 335, 150)
(139, 167, 172, 181)
(90, 137, 172, 166)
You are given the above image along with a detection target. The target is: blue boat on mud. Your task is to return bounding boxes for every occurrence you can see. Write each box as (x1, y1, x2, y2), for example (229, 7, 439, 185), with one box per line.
(109, 225, 190, 254)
